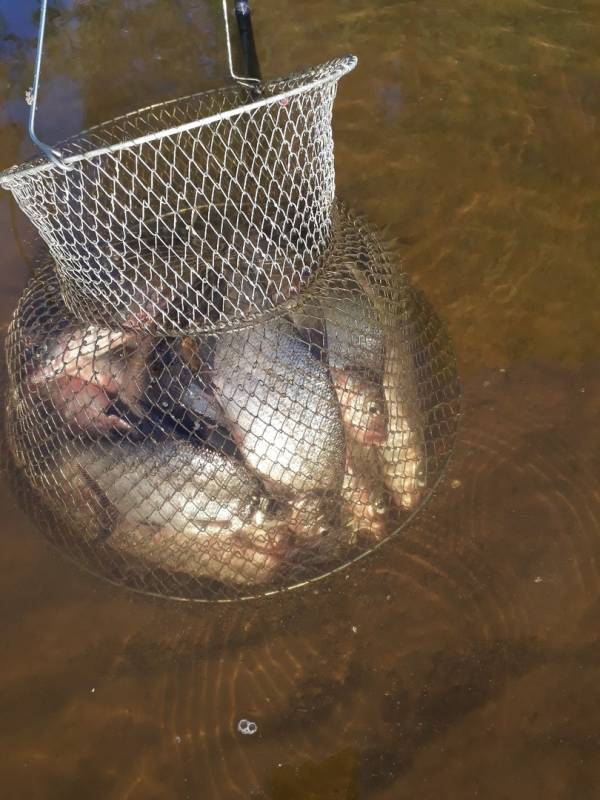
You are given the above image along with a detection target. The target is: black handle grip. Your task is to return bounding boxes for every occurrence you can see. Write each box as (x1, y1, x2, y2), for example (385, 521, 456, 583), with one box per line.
(233, 0, 262, 81)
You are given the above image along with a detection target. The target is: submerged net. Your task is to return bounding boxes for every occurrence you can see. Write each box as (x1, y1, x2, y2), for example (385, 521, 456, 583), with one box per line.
(5, 204, 460, 601)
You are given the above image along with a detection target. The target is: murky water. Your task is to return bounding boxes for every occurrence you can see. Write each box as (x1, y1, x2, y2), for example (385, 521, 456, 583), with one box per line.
(1, 0, 599, 797)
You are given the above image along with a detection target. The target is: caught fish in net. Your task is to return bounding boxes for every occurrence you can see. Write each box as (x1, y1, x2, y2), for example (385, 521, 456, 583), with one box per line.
(5, 204, 459, 600)
(0, 1, 460, 600)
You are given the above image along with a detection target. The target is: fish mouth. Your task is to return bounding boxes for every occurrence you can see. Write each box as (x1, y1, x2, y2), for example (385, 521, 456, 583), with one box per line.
(359, 424, 387, 446)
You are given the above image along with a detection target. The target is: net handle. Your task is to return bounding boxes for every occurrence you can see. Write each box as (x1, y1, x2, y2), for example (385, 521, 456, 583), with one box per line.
(28, 0, 70, 169)
(28, 0, 262, 169)
(223, 0, 262, 87)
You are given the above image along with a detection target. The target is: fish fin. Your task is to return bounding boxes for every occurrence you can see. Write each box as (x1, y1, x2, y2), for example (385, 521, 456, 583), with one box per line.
(78, 472, 119, 543)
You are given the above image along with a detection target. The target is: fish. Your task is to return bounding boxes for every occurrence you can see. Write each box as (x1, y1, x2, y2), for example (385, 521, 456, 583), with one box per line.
(49, 439, 291, 587)
(321, 289, 385, 374)
(287, 297, 327, 363)
(292, 281, 385, 373)
(377, 282, 461, 511)
(140, 338, 245, 462)
(315, 252, 427, 513)
(144, 339, 226, 430)
(309, 261, 428, 515)
(329, 368, 387, 445)
(379, 339, 426, 512)
(211, 316, 346, 496)
(175, 337, 226, 425)
(341, 446, 390, 543)
(292, 278, 388, 446)
(25, 323, 151, 434)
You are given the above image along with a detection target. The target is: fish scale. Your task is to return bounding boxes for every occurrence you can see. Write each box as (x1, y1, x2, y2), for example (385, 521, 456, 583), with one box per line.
(50, 439, 290, 587)
(212, 315, 346, 497)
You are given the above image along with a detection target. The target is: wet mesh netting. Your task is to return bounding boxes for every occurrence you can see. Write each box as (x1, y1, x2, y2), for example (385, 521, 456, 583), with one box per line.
(0, 58, 357, 335)
(5, 203, 460, 600)
(2, 48, 460, 599)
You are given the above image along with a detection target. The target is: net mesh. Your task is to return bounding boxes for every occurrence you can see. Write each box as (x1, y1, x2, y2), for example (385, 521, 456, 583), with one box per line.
(0, 57, 356, 336)
(5, 203, 460, 601)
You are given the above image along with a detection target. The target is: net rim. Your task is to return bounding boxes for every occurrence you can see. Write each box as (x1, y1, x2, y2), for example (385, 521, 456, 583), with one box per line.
(0, 54, 357, 186)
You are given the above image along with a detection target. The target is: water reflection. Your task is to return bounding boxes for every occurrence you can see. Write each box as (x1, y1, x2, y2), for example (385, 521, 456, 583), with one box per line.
(2, 365, 599, 798)
(1, 0, 599, 797)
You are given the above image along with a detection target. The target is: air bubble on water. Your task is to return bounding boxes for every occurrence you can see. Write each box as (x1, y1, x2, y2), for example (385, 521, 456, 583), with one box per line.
(237, 718, 258, 735)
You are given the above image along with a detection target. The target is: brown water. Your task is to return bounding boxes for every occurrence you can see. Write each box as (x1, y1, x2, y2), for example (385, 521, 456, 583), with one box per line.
(1, 1, 599, 797)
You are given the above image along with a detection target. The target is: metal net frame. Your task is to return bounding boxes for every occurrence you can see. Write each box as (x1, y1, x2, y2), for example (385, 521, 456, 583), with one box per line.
(5, 204, 460, 602)
(0, 56, 357, 336)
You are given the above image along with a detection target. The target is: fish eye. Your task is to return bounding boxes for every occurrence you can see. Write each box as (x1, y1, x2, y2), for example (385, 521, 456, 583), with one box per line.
(368, 400, 383, 415)
(260, 495, 279, 514)
(373, 497, 388, 515)
(253, 495, 278, 521)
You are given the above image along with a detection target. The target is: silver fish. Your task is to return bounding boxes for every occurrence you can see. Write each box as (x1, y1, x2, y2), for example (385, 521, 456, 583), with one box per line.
(329, 367, 387, 446)
(321, 266, 427, 513)
(149, 341, 226, 430)
(379, 338, 426, 512)
(293, 281, 387, 447)
(212, 316, 345, 496)
(50, 439, 290, 587)
(292, 284, 385, 374)
(322, 290, 385, 374)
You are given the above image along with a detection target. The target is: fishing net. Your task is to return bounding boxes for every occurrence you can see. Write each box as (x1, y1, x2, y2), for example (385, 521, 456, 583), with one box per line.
(5, 203, 460, 601)
(0, 57, 356, 336)
(1, 43, 460, 599)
